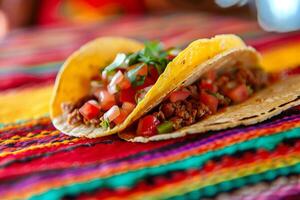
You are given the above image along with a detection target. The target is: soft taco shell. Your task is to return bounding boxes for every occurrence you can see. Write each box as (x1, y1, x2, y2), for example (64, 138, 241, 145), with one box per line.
(51, 35, 246, 138)
(50, 37, 144, 137)
(118, 48, 300, 142)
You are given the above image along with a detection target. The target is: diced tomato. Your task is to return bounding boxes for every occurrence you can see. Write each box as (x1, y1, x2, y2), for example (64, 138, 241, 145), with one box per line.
(122, 102, 136, 114)
(200, 91, 219, 113)
(203, 70, 216, 81)
(118, 75, 131, 90)
(135, 76, 156, 90)
(167, 54, 176, 60)
(103, 105, 120, 122)
(199, 80, 218, 92)
(134, 66, 158, 91)
(137, 115, 160, 136)
(119, 88, 136, 104)
(137, 64, 148, 76)
(169, 90, 190, 103)
(148, 66, 159, 80)
(227, 84, 249, 103)
(97, 90, 116, 111)
(113, 109, 128, 125)
(79, 100, 101, 120)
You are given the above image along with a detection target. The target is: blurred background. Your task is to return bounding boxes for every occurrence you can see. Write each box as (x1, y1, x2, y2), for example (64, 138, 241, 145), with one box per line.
(1, 0, 300, 92)
(0, 0, 300, 39)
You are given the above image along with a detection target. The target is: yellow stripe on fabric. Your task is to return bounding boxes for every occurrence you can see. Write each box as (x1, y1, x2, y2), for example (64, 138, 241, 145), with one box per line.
(0, 136, 80, 158)
(0, 130, 60, 145)
(0, 85, 53, 124)
(261, 43, 300, 72)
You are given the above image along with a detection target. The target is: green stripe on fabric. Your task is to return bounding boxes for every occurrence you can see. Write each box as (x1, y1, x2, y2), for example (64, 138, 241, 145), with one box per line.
(0, 62, 63, 75)
(169, 163, 300, 200)
(0, 115, 50, 129)
(29, 127, 300, 200)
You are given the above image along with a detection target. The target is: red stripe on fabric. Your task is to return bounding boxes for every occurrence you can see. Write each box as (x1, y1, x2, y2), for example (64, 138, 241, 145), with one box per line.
(0, 73, 56, 91)
(248, 32, 300, 51)
(78, 142, 300, 200)
(0, 136, 177, 180)
(0, 52, 66, 68)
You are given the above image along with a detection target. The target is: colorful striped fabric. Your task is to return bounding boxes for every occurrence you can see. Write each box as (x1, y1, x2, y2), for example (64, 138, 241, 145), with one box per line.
(1, 14, 300, 200)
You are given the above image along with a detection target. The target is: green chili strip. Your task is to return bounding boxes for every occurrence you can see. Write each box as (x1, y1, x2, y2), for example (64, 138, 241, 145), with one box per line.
(157, 121, 174, 134)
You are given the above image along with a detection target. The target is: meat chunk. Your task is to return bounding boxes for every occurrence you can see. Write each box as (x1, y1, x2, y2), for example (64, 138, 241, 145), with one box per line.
(74, 95, 97, 108)
(160, 103, 175, 118)
(61, 102, 74, 113)
(170, 117, 183, 130)
(252, 68, 268, 89)
(186, 85, 199, 99)
(159, 97, 210, 130)
(83, 118, 101, 127)
(153, 111, 165, 121)
(67, 109, 83, 125)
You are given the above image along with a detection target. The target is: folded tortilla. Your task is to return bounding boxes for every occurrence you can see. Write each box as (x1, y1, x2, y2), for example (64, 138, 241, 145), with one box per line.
(118, 48, 300, 142)
(50, 35, 246, 138)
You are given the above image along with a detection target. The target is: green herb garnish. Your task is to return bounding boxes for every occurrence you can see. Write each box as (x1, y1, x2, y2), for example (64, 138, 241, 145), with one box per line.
(211, 92, 223, 99)
(247, 85, 253, 95)
(125, 41, 169, 75)
(100, 119, 110, 129)
(125, 52, 140, 66)
(101, 41, 176, 83)
(139, 41, 168, 74)
(127, 64, 147, 86)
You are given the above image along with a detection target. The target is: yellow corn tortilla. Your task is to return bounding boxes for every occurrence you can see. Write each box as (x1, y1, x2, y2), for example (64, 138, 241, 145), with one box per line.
(50, 35, 247, 138)
(118, 48, 300, 142)
(119, 75, 300, 142)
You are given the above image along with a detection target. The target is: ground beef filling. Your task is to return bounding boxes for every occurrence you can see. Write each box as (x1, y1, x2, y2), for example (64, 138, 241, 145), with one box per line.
(149, 66, 268, 131)
(63, 65, 268, 131)
(153, 99, 211, 130)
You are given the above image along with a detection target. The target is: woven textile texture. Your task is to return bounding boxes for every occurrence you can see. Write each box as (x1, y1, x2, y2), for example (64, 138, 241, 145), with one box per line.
(1, 14, 300, 200)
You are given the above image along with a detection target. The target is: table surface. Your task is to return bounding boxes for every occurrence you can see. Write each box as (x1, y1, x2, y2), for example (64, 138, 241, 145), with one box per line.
(1, 13, 300, 200)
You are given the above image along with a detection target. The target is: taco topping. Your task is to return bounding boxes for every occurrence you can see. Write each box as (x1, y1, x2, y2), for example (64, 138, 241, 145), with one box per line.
(61, 42, 180, 129)
(134, 65, 270, 137)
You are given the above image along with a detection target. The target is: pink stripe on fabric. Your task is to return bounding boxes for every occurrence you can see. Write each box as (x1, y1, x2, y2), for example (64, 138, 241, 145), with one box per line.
(249, 32, 300, 51)
(0, 73, 56, 91)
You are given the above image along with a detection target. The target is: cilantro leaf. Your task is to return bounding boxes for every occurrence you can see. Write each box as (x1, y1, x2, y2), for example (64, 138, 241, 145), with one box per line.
(125, 52, 140, 66)
(102, 41, 175, 81)
(100, 119, 110, 129)
(136, 41, 169, 75)
(127, 63, 147, 86)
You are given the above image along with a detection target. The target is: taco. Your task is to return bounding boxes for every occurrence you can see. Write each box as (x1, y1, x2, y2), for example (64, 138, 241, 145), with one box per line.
(118, 45, 300, 142)
(50, 35, 246, 138)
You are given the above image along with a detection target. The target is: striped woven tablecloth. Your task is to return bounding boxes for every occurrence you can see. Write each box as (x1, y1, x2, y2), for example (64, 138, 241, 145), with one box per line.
(1, 14, 300, 200)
